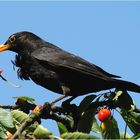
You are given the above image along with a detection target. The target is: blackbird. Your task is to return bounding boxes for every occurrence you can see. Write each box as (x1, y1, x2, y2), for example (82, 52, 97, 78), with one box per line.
(0, 31, 140, 104)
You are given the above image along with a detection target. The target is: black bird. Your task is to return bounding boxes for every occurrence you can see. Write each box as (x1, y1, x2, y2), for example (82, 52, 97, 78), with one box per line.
(0, 31, 140, 104)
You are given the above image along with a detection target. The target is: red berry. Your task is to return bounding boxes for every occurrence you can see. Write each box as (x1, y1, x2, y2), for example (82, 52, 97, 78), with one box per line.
(33, 105, 43, 112)
(0, 70, 3, 75)
(98, 108, 111, 122)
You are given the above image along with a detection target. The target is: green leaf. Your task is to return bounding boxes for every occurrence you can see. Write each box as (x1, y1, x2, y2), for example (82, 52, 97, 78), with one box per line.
(101, 117, 120, 139)
(131, 133, 140, 139)
(0, 132, 7, 139)
(0, 108, 15, 133)
(33, 125, 52, 139)
(0, 127, 7, 139)
(79, 95, 97, 112)
(13, 96, 35, 103)
(77, 109, 96, 133)
(61, 132, 99, 139)
(92, 117, 102, 134)
(26, 122, 39, 134)
(120, 132, 131, 139)
(120, 109, 140, 134)
(11, 110, 29, 124)
(57, 122, 68, 135)
(113, 90, 134, 110)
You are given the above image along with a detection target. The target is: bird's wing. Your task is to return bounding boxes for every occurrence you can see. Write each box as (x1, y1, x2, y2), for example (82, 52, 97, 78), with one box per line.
(31, 46, 120, 79)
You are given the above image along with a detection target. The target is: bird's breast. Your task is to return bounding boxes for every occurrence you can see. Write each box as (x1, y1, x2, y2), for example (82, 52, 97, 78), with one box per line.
(19, 56, 63, 94)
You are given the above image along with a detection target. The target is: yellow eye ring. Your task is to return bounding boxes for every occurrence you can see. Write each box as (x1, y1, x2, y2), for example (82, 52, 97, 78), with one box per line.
(9, 35, 16, 43)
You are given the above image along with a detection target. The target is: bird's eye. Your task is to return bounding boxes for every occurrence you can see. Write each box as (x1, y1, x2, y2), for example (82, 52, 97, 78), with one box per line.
(9, 35, 16, 43)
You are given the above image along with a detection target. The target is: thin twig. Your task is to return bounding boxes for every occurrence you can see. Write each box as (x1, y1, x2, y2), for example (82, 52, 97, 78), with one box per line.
(0, 105, 18, 110)
(88, 100, 114, 110)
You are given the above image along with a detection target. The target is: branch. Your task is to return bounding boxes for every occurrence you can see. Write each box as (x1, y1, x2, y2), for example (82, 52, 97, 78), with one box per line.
(88, 100, 115, 110)
(88, 98, 140, 114)
(0, 105, 18, 110)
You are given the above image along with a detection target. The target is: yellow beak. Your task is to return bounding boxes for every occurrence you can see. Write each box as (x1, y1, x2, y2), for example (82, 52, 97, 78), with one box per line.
(0, 44, 10, 52)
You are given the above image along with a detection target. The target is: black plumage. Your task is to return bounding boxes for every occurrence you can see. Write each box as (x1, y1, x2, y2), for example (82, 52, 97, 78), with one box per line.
(0, 31, 140, 103)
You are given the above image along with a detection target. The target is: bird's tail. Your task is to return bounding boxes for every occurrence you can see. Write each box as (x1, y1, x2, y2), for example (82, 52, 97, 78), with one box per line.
(112, 79, 140, 93)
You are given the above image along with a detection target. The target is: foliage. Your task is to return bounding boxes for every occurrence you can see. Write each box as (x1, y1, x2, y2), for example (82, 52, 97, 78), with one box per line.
(0, 90, 140, 139)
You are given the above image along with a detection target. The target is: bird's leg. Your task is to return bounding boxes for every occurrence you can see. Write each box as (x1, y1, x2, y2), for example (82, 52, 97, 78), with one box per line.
(50, 95, 67, 106)
(50, 86, 70, 106)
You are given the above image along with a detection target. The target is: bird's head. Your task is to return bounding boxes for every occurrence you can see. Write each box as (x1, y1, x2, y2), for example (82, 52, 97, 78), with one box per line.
(0, 31, 41, 53)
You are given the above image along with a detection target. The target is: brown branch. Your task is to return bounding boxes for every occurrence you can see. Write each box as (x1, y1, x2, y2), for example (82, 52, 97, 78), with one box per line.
(88, 100, 115, 110)
(88, 98, 140, 114)
(0, 105, 19, 110)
